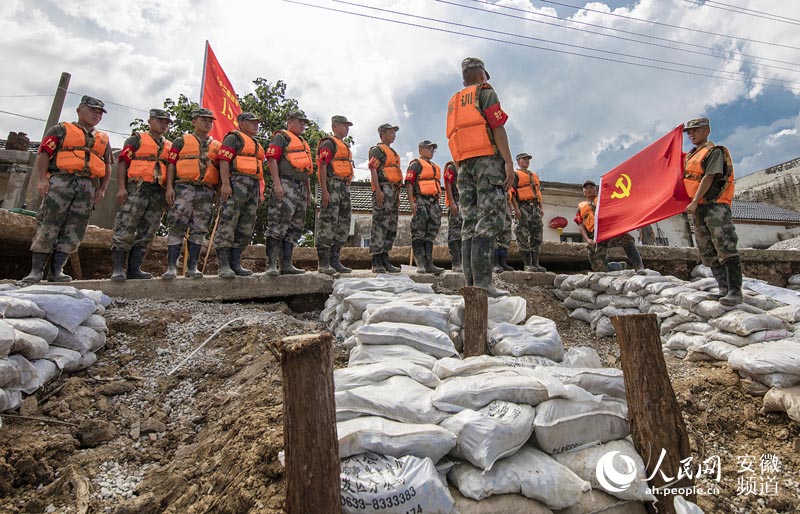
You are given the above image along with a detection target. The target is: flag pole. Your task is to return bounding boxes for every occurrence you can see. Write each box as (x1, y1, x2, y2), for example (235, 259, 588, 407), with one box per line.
(594, 180, 603, 244)
(200, 40, 209, 107)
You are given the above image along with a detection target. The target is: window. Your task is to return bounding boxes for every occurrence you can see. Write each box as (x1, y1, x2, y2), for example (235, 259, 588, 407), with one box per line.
(560, 233, 583, 243)
(361, 237, 370, 248)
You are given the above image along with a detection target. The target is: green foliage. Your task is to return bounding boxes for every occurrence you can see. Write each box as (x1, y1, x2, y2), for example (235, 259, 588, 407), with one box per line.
(129, 94, 200, 141)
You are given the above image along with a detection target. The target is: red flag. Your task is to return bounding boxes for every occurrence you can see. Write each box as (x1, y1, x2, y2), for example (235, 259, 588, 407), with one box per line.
(201, 41, 242, 141)
(595, 125, 690, 243)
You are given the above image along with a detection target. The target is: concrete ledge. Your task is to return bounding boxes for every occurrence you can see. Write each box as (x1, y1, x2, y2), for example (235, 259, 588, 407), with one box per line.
(498, 271, 557, 287)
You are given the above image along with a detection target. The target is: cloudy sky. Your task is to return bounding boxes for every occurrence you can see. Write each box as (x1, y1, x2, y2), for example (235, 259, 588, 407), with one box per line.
(1, 0, 799, 182)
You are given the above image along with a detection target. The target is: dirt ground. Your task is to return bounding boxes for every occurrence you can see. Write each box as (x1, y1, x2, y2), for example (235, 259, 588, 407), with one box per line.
(1, 278, 798, 513)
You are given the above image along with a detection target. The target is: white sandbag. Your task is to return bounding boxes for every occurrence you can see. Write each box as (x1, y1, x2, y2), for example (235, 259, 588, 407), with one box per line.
(669, 322, 713, 335)
(609, 295, 646, 310)
(674, 495, 704, 514)
(570, 288, 600, 304)
(337, 416, 457, 461)
(742, 294, 783, 312)
(344, 320, 364, 338)
(348, 344, 438, 369)
(569, 308, 593, 324)
(534, 397, 630, 455)
(600, 306, 640, 318)
(562, 347, 603, 368)
(432, 355, 557, 379)
(449, 446, 589, 510)
(554, 289, 570, 300)
(0, 388, 22, 412)
(664, 333, 708, 351)
(450, 487, 552, 514)
(660, 311, 703, 335)
(761, 386, 800, 423)
(594, 294, 613, 309)
(488, 318, 564, 361)
(52, 325, 105, 354)
(674, 291, 714, 311)
(354, 322, 457, 358)
(79, 289, 112, 308)
(2, 354, 38, 394)
(440, 401, 536, 471)
(366, 303, 449, 333)
(340, 453, 455, 514)
(558, 490, 648, 514)
(708, 329, 792, 347)
(559, 275, 586, 291)
(14, 284, 88, 297)
(3, 317, 59, 344)
(0, 359, 17, 388)
(335, 360, 441, 391)
(789, 274, 800, 286)
(336, 375, 448, 424)
(554, 274, 569, 289)
(340, 336, 358, 351)
(0, 321, 14, 358)
(691, 264, 713, 278)
(606, 276, 633, 295)
(0, 296, 46, 318)
(644, 280, 680, 295)
(769, 305, 800, 323)
(686, 340, 738, 361)
(542, 367, 626, 398)
(589, 275, 623, 293)
(622, 275, 672, 294)
(32, 359, 60, 388)
(595, 317, 615, 337)
(553, 439, 656, 502)
(686, 277, 719, 291)
(709, 311, 785, 336)
(432, 370, 551, 412)
(12, 330, 49, 360)
(343, 291, 401, 319)
(564, 297, 597, 310)
(727, 340, 800, 386)
(43, 347, 97, 372)
(690, 300, 728, 319)
(4, 293, 97, 332)
(488, 296, 527, 324)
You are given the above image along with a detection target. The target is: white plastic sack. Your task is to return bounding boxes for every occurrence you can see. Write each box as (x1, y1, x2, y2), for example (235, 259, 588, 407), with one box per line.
(669, 322, 713, 335)
(559, 490, 648, 514)
(335, 376, 448, 424)
(686, 340, 738, 361)
(0, 296, 46, 318)
(43, 347, 97, 372)
(709, 329, 792, 348)
(542, 367, 626, 398)
(3, 317, 59, 344)
(761, 386, 800, 423)
(769, 305, 800, 323)
(622, 275, 672, 294)
(0, 321, 14, 358)
(727, 340, 800, 387)
(488, 296, 526, 324)
(562, 347, 603, 368)
(354, 322, 457, 358)
(674, 495, 705, 514)
(51, 325, 105, 354)
(2, 354, 38, 394)
(337, 416, 457, 461)
(595, 317, 615, 337)
(335, 359, 441, 391)
(432, 355, 557, 380)
(449, 487, 552, 514)
(0, 388, 22, 412)
(32, 359, 60, 388)
(534, 397, 630, 455)
(709, 311, 785, 336)
(665, 333, 708, 351)
(488, 318, 564, 361)
(564, 297, 597, 310)
(12, 330, 49, 360)
(366, 303, 450, 333)
(569, 308, 594, 324)
(79, 289, 112, 308)
(432, 370, 551, 412)
(691, 264, 713, 278)
(570, 288, 600, 304)
(348, 344, 438, 369)
(4, 293, 97, 332)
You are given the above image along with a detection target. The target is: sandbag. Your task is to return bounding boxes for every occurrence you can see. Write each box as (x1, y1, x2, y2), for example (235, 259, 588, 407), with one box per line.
(644, 281, 679, 295)
(691, 264, 713, 278)
(709, 329, 792, 348)
(0, 321, 14, 358)
(488, 296, 527, 324)
(4, 293, 97, 332)
(340, 453, 455, 514)
(709, 311, 786, 336)
(562, 347, 603, 368)
(556, 489, 648, 514)
(433, 355, 557, 380)
(32, 359, 60, 388)
(669, 322, 713, 335)
(52, 325, 105, 354)
(3, 317, 59, 344)
(742, 293, 783, 312)
(568, 308, 593, 324)
(570, 288, 600, 304)
(337, 416, 457, 461)
(354, 322, 457, 358)
(43, 347, 97, 372)
(769, 305, 800, 323)
(727, 340, 800, 387)
(622, 275, 672, 294)
(559, 275, 586, 291)
(664, 333, 708, 351)
(660, 311, 703, 335)
(2, 354, 38, 393)
(674, 495, 704, 514)
(595, 317, 615, 337)
(686, 340, 738, 361)
(449, 446, 589, 510)
(79, 289, 112, 308)
(440, 400, 536, 471)
(564, 297, 597, 310)
(0, 388, 22, 412)
(366, 303, 450, 333)
(449, 487, 553, 514)
(554, 289, 570, 300)
(432, 370, 551, 412)
(0, 296, 46, 318)
(761, 386, 800, 423)
(542, 367, 626, 398)
(12, 330, 49, 360)
(488, 318, 564, 361)
(534, 397, 630, 455)
(81, 314, 107, 333)
(686, 277, 719, 291)
(348, 344, 438, 369)
(610, 295, 649, 310)
(335, 359, 441, 391)
(335, 376, 448, 424)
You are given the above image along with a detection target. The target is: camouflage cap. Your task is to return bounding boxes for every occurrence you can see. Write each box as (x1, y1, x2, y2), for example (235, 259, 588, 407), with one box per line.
(418, 140, 438, 150)
(332, 115, 353, 126)
(683, 117, 710, 131)
(191, 108, 216, 119)
(79, 95, 107, 113)
(149, 108, 171, 121)
(582, 180, 597, 188)
(286, 109, 310, 122)
(378, 123, 399, 134)
(237, 112, 262, 123)
(516, 152, 532, 160)
(461, 57, 490, 80)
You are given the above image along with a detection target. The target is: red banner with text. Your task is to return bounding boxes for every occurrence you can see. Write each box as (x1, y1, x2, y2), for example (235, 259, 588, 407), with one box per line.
(201, 41, 241, 141)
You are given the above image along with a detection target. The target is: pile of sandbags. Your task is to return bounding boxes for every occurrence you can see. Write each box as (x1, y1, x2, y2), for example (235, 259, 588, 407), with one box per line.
(0, 284, 110, 412)
(327, 276, 664, 514)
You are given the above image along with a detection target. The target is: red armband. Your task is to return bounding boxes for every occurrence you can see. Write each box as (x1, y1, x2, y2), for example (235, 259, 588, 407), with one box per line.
(167, 147, 180, 164)
(118, 145, 136, 165)
(266, 144, 283, 161)
(405, 169, 417, 183)
(444, 168, 454, 184)
(484, 103, 508, 129)
(39, 135, 59, 157)
(318, 147, 333, 165)
(368, 156, 380, 171)
(573, 211, 583, 226)
(218, 146, 236, 162)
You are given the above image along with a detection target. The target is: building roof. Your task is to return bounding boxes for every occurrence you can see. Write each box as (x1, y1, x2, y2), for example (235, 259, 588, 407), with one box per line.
(318, 183, 447, 214)
(731, 200, 800, 223)
(0, 138, 40, 152)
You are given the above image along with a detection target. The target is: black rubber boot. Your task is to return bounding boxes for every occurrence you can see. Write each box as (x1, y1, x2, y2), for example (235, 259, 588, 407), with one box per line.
(331, 245, 352, 273)
(448, 240, 462, 272)
(126, 246, 152, 279)
(48, 251, 73, 282)
(719, 257, 743, 306)
(623, 243, 647, 275)
(530, 249, 546, 272)
(186, 242, 205, 278)
(162, 244, 181, 280)
(280, 241, 304, 275)
(472, 237, 509, 297)
(710, 264, 728, 299)
(317, 247, 336, 275)
(382, 252, 400, 273)
(462, 239, 474, 286)
(265, 237, 281, 276)
(522, 250, 533, 272)
(425, 241, 444, 274)
(372, 253, 387, 273)
(497, 247, 514, 271)
(492, 248, 503, 273)
(21, 252, 49, 284)
(217, 247, 235, 279)
(230, 247, 252, 276)
(412, 240, 428, 273)
(111, 248, 127, 281)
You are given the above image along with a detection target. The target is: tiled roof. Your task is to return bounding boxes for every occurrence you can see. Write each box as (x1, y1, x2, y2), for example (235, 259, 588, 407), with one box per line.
(317, 183, 446, 214)
(0, 138, 39, 152)
(731, 200, 800, 223)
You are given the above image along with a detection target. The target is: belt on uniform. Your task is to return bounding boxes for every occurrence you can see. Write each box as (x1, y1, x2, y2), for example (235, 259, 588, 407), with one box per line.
(280, 174, 308, 183)
(176, 180, 214, 189)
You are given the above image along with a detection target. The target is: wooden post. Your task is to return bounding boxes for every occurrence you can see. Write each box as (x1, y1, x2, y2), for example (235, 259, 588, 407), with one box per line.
(610, 314, 695, 514)
(68, 253, 82, 281)
(279, 332, 341, 514)
(460, 286, 488, 357)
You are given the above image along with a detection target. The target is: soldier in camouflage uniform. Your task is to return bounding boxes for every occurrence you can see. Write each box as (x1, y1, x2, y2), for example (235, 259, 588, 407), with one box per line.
(265, 109, 313, 276)
(368, 123, 403, 273)
(162, 108, 220, 279)
(683, 117, 742, 306)
(22, 96, 112, 284)
(316, 115, 354, 275)
(446, 58, 515, 296)
(511, 152, 546, 272)
(110, 109, 171, 281)
(493, 198, 515, 272)
(216, 112, 265, 278)
(443, 160, 462, 272)
(406, 140, 445, 274)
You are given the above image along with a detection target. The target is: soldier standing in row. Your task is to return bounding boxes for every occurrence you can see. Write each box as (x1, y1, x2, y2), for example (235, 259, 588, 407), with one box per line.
(316, 115, 355, 275)
(216, 112, 265, 278)
(110, 109, 172, 281)
(162, 108, 221, 279)
(22, 96, 112, 284)
(511, 152, 546, 272)
(493, 199, 515, 273)
(406, 140, 445, 275)
(265, 110, 313, 276)
(368, 123, 403, 274)
(443, 160, 462, 272)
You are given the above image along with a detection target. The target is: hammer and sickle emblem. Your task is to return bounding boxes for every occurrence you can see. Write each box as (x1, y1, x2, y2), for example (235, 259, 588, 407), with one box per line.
(610, 173, 632, 199)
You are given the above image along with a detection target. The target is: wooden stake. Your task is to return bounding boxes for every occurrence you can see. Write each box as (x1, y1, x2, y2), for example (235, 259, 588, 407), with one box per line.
(610, 313, 695, 514)
(460, 286, 488, 357)
(67, 253, 82, 281)
(202, 208, 222, 273)
(279, 332, 341, 514)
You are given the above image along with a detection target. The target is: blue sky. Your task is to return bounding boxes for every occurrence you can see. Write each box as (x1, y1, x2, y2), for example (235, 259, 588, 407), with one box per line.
(1, 0, 798, 183)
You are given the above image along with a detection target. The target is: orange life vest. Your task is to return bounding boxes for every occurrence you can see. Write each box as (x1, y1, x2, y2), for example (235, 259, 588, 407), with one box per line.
(229, 131, 264, 177)
(127, 132, 171, 185)
(683, 144, 735, 205)
(446, 84, 495, 162)
(54, 122, 109, 178)
(578, 201, 595, 233)
(515, 169, 541, 203)
(376, 143, 403, 184)
(444, 161, 458, 207)
(278, 129, 313, 174)
(415, 159, 441, 197)
(319, 136, 353, 180)
(176, 134, 221, 186)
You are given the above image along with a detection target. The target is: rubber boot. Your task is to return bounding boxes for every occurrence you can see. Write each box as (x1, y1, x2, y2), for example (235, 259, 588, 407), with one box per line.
(472, 237, 509, 297)
(522, 250, 533, 272)
(462, 239, 474, 286)
(372, 253, 387, 273)
(126, 246, 152, 279)
(48, 251, 73, 282)
(21, 252, 49, 284)
(317, 247, 336, 275)
(280, 241, 304, 275)
(186, 242, 205, 278)
(382, 252, 400, 273)
(217, 247, 235, 279)
(412, 240, 428, 273)
(162, 244, 181, 280)
(530, 249, 547, 272)
(709, 264, 728, 300)
(492, 248, 503, 274)
(719, 257, 743, 306)
(448, 240, 462, 272)
(331, 245, 352, 273)
(607, 261, 628, 272)
(497, 247, 514, 272)
(425, 241, 445, 274)
(623, 244, 647, 275)
(265, 237, 281, 276)
(230, 247, 252, 276)
(110, 248, 127, 282)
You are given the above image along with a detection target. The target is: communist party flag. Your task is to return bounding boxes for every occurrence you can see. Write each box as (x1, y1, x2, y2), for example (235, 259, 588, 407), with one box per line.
(594, 125, 690, 242)
(201, 41, 241, 141)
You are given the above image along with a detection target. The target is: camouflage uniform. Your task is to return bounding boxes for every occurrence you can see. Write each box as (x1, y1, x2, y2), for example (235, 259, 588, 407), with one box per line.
(496, 201, 513, 249)
(369, 145, 401, 255)
(266, 130, 310, 245)
(217, 132, 263, 248)
(444, 163, 462, 243)
(458, 154, 507, 241)
(316, 176, 351, 248)
(406, 159, 442, 242)
(588, 233, 639, 272)
(514, 200, 543, 251)
(165, 134, 217, 246)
